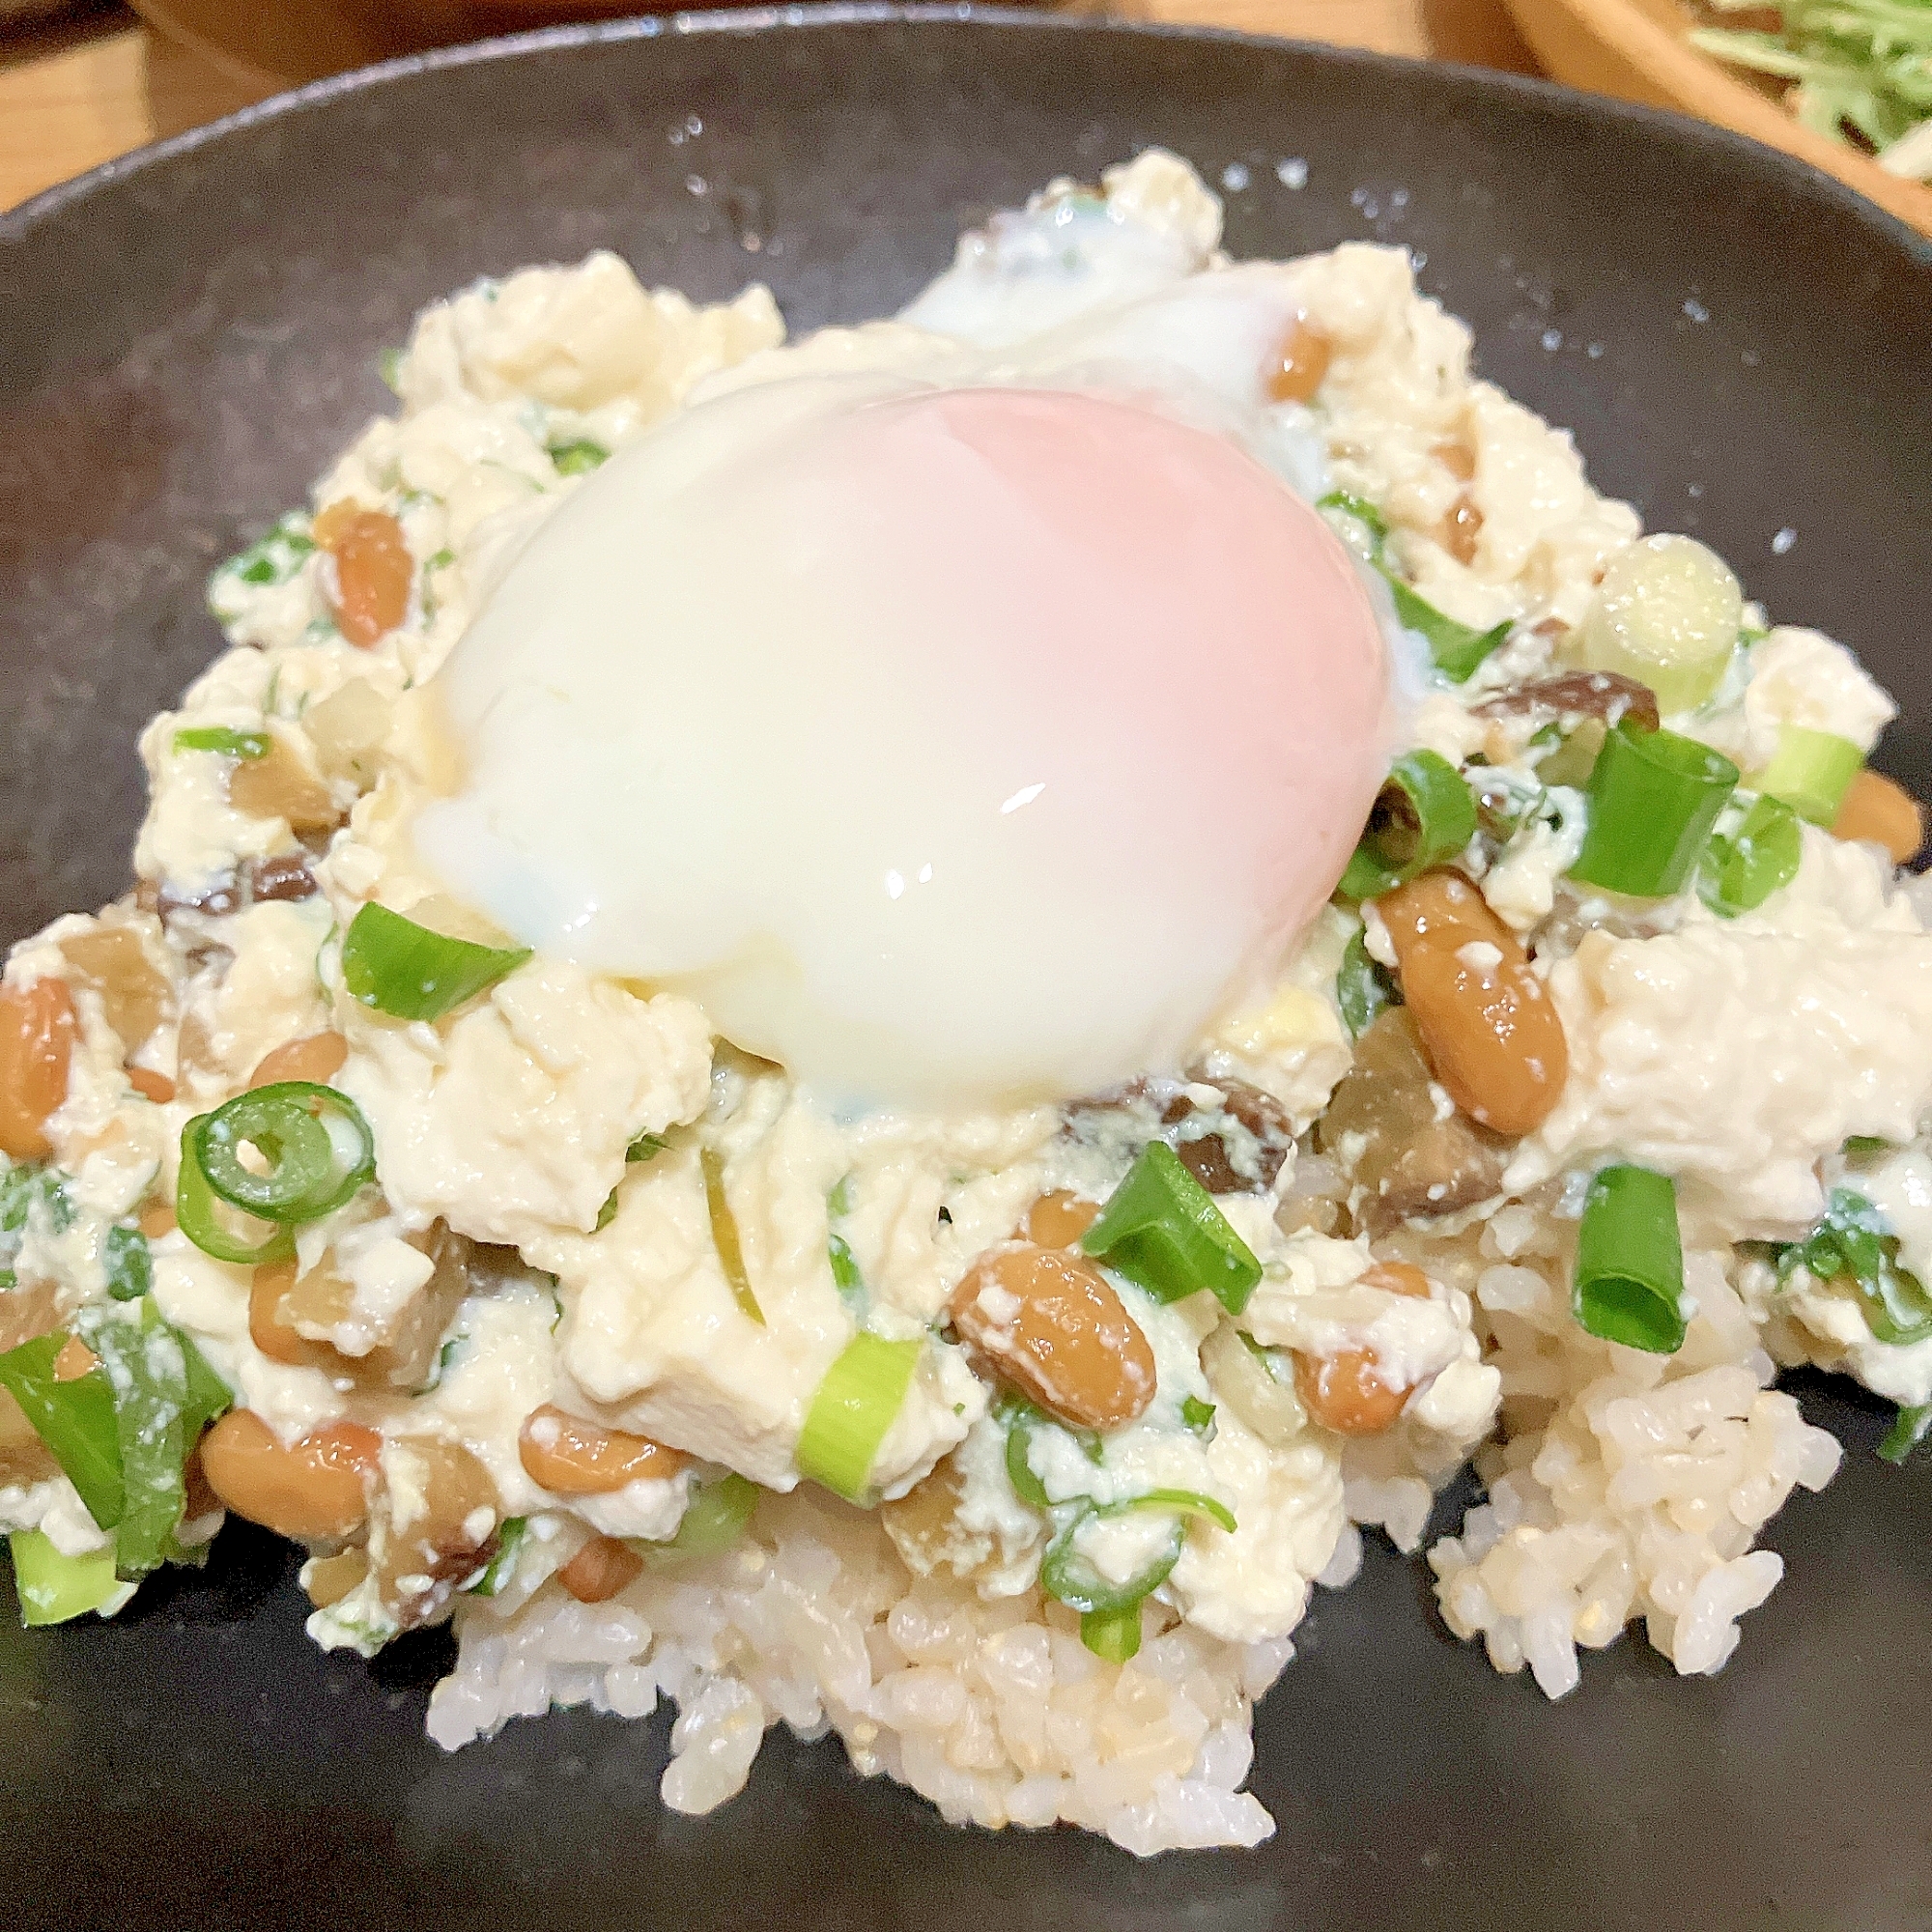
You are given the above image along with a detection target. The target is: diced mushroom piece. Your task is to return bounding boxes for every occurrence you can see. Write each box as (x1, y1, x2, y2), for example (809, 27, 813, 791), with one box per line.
(370, 1435, 500, 1628)
(58, 926, 169, 1053)
(1315, 1009, 1507, 1231)
(226, 734, 340, 834)
(248, 1221, 474, 1390)
(1064, 1073, 1292, 1195)
(1473, 668, 1661, 735)
(880, 1452, 1018, 1583)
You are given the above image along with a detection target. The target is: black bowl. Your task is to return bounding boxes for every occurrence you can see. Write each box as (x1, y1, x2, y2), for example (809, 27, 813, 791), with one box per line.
(2, 13, 1929, 1929)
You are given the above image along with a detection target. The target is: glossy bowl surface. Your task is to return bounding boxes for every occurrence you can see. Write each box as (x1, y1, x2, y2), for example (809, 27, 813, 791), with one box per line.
(2, 14, 1930, 1928)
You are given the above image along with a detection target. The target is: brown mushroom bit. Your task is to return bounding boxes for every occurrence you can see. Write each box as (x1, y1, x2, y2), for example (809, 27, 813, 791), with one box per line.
(1064, 1073, 1293, 1195)
(369, 1435, 500, 1628)
(1316, 1007, 1508, 1231)
(247, 1221, 475, 1390)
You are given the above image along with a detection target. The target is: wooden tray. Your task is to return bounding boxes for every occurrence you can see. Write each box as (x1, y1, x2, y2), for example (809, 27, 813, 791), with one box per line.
(1505, 0, 1932, 236)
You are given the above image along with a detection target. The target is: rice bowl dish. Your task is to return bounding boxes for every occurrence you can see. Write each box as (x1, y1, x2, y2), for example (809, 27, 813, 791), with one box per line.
(1, 150, 1926, 1856)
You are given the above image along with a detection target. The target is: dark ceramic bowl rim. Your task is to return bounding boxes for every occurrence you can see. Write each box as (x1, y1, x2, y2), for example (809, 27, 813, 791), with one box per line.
(9, 2, 1932, 266)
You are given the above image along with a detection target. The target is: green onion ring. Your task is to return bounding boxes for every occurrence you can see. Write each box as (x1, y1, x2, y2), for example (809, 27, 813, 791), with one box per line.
(175, 1122, 297, 1266)
(1340, 749, 1479, 900)
(191, 1081, 375, 1225)
(1571, 1163, 1687, 1354)
(1039, 1507, 1183, 1616)
(1569, 721, 1739, 898)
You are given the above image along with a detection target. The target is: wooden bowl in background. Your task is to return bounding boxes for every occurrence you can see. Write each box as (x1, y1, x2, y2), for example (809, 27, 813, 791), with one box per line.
(1504, 0, 1932, 236)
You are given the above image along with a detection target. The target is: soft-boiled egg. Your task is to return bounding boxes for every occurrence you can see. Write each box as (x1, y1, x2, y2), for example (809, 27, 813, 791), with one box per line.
(414, 369, 1393, 1111)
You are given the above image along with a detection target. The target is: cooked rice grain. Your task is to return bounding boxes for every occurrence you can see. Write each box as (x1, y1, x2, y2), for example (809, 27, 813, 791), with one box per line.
(429, 1488, 1290, 1853)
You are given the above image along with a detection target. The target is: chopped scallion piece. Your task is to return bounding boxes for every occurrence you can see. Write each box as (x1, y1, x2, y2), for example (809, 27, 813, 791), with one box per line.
(1754, 724, 1863, 826)
(828, 1232, 864, 1300)
(1336, 927, 1400, 1039)
(1879, 1402, 1932, 1465)
(172, 726, 270, 760)
(1340, 750, 1478, 899)
(1117, 1488, 1237, 1535)
(174, 1120, 297, 1266)
(9, 1530, 125, 1627)
(188, 1081, 375, 1226)
(1777, 1189, 1932, 1347)
(1698, 794, 1802, 916)
(1039, 1510, 1183, 1617)
(103, 1225, 151, 1303)
(341, 903, 531, 1023)
(1572, 1163, 1687, 1353)
(1386, 580, 1512, 684)
(378, 347, 406, 394)
(643, 1473, 758, 1567)
(1081, 1142, 1261, 1316)
(1001, 1398, 1055, 1508)
(1180, 1395, 1216, 1435)
(796, 1333, 922, 1501)
(550, 439, 610, 476)
(214, 514, 314, 591)
(625, 1132, 667, 1163)
(595, 1187, 620, 1232)
(463, 1516, 526, 1597)
(1317, 491, 1509, 682)
(83, 1300, 231, 1579)
(1574, 534, 1742, 714)
(1569, 721, 1739, 898)
(1079, 1604, 1144, 1663)
(700, 1148, 764, 1326)
(0, 1331, 125, 1529)
(1843, 1136, 1891, 1158)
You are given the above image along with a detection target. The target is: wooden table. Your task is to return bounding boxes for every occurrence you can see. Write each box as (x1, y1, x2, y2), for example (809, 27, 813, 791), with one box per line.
(0, 0, 1537, 213)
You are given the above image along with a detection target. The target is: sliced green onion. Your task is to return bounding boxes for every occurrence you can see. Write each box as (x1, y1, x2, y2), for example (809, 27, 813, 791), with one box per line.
(643, 1473, 758, 1567)
(828, 1232, 864, 1303)
(378, 347, 406, 393)
(173, 726, 270, 760)
(1386, 581, 1512, 684)
(103, 1225, 152, 1303)
(190, 1081, 374, 1225)
(1879, 1403, 1932, 1465)
(1180, 1395, 1216, 1435)
(595, 1187, 621, 1232)
(1081, 1141, 1261, 1316)
(1569, 721, 1739, 897)
(1754, 724, 1863, 826)
(549, 439, 610, 476)
(1843, 1136, 1891, 1158)
(215, 513, 314, 591)
(175, 1122, 297, 1266)
(1316, 491, 1508, 682)
(463, 1516, 527, 1596)
(0, 1331, 125, 1529)
(83, 1300, 231, 1579)
(9, 1531, 124, 1627)
(1040, 1510, 1183, 1616)
(796, 1333, 922, 1502)
(1339, 750, 1479, 899)
(1574, 534, 1742, 714)
(1002, 1400, 1054, 1507)
(625, 1132, 667, 1163)
(1079, 1604, 1144, 1663)
(1337, 927, 1399, 1039)
(1779, 1189, 1932, 1347)
(341, 903, 530, 1023)
(1699, 794, 1802, 917)
(1117, 1488, 1237, 1536)
(1572, 1164, 1687, 1354)
(700, 1148, 764, 1326)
